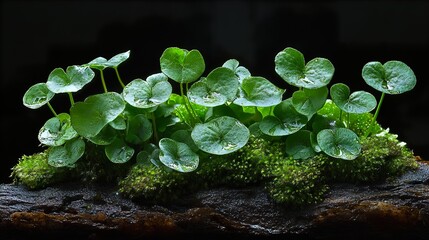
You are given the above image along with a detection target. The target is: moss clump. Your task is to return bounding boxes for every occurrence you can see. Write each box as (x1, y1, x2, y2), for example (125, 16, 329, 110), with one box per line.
(266, 156, 329, 206)
(11, 150, 70, 189)
(118, 164, 190, 202)
(322, 130, 418, 183)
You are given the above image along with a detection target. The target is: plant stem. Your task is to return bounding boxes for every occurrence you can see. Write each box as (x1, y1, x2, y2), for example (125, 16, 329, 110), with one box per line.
(151, 112, 159, 143)
(114, 67, 125, 88)
(339, 110, 343, 123)
(180, 83, 197, 126)
(47, 102, 58, 117)
(99, 70, 108, 93)
(68, 92, 75, 106)
(366, 92, 385, 137)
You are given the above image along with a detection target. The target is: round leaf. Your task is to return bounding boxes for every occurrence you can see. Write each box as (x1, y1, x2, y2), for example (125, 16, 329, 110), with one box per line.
(222, 59, 251, 81)
(188, 67, 239, 107)
(47, 65, 95, 93)
(292, 86, 328, 117)
(160, 47, 205, 83)
(105, 138, 134, 163)
(159, 138, 199, 172)
(48, 138, 85, 167)
(191, 116, 249, 155)
(317, 128, 361, 160)
(259, 99, 308, 136)
(234, 76, 284, 107)
(125, 114, 153, 145)
(38, 113, 78, 146)
(86, 125, 117, 145)
(330, 83, 377, 114)
(136, 144, 160, 167)
(86, 57, 108, 70)
(71, 92, 125, 138)
(285, 130, 316, 159)
(275, 47, 334, 88)
(23, 83, 55, 109)
(106, 50, 130, 68)
(123, 73, 172, 108)
(362, 60, 416, 94)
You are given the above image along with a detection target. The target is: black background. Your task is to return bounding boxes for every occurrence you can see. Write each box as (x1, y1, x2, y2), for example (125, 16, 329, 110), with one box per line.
(1, 0, 428, 183)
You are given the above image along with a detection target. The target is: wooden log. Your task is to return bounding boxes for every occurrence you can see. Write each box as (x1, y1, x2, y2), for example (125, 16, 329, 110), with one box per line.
(1, 162, 429, 240)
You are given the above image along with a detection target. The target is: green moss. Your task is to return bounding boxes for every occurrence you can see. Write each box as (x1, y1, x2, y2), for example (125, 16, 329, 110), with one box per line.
(118, 164, 190, 202)
(267, 156, 329, 206)
(11, 150, 70, 189)
(322, 130, 418, 183)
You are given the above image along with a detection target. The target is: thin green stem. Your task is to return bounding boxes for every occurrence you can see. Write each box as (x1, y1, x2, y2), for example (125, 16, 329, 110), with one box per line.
(100, 69, 108, 93)
(339, 110, 343, 123)
(151, 112, 159, 143)
(114, 67, 125, 88)
(347, 113, 350, 127)
(186, 82, 199, 121)
(366, 92, 386, 137)
(180, 83, 197, 126)
(67, 92, 75, 106)
(47, 102, 58, 117)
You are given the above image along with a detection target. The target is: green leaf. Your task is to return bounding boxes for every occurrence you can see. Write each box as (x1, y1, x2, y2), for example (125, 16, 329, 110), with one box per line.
(123, 73, 172, 108)
(86, 57, 108, 70)
(259, 99, 308, 136)
(23, 83, 55, 109)
(330, 83, 377, 114)
(170, 129, 199, 152)
(47, 65, 95, 93)
(136, 144, 160, 167)
(160, 47, 205, 83)
(48, 138, 85, 167)
(317, 128, 361, 160)
(109, 115, 127, 130)
(285, 130, 316, 159)
(362, 60, 416, 94)
(222, 59, 251, 81)
(159, 138, 199, 172)
(38, 113, 78, 146)
(86, 125, 116, 145)
(191, 116, 249, 155)
(70, 92, 125, 138)
(234, 76, 284, 107)
(275, 47, 334, 88)
(188, 67, 239, 107)
(105, 138, 134, 163)
(125, 114, 153, 145)
(292, 87, 328, 117)
(106, 50, 130, 68)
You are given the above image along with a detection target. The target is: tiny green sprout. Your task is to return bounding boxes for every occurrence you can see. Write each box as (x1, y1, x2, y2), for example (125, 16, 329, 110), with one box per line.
(362, 60, 416, 136)
(275, 47, 334, 89)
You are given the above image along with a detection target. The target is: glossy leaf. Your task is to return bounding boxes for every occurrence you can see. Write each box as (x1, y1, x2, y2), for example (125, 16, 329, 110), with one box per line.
(106, 50, 130, 68)
(47, 65, 95, 93)
(362, 60, 416, 94)
(222, 59, 251, 81)
(160, 47, 205, 83)
(86, 125, 116, 145)
(159, 138, 199, 172)
(171, 129, 199, 152)
(23, 83, 55, 109)
(259, 99, 308, 136)
(125, 114, 152, 145)
(292, 87, 328, 117)
(105, 138, 134, 163)
(70, 92, 125, 138)
(191, 116, 249, 155)
(38, 113, 78, 146)
(275, 47, 334, 89)
(234, 76, 284, 107)
(86, 57, 108, 70)
(109, 115, 127, 130)
(330, 83, 377, 114)
(136, 143, 160, 166)
(285, 130, 316, 159)
(48, 138, 85, 167)
(188, 67, 239, 107)
(123, 73, 172, 108)
(317, 128, 361, 160)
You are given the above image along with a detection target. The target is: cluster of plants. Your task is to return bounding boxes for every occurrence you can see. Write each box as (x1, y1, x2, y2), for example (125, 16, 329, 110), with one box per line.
(14, 46, 418, 206)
